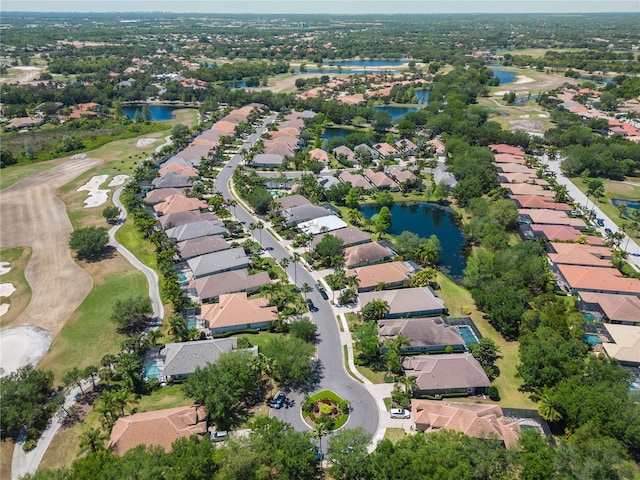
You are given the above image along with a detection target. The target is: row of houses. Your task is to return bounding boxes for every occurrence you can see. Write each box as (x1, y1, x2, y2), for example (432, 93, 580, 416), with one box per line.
(251, 111, 315, 168)
(490, 143, 640, 366)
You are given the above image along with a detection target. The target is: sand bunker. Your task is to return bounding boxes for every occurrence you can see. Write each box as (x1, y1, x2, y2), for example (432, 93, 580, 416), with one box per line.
(514, 75, 534, 85)
(108, 174, 129, 187)
(0, 304, 8, 316)
(136, 138, 157, 148)
(0, 325, 52, 377)
(494, 90, 510, 96)
(77, 174, 109, 208)
(0, 283, 16, 297)
(70, 153, 87, 160)
(0, 262, 10, 275)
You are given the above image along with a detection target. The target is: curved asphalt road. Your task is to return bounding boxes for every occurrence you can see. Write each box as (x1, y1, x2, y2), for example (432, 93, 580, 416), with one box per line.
(216, 118, 379, 438)
(110, 186, 165, 322)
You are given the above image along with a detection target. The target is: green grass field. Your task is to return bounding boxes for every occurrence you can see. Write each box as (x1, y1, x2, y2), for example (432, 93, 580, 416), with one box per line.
(436, 273, 536, 410)
(38, 269, 147, 383)
(0, 247, 32, 329)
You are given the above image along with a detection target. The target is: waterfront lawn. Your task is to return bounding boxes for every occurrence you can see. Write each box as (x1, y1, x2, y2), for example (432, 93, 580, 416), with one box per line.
(436, 273, 535, 409)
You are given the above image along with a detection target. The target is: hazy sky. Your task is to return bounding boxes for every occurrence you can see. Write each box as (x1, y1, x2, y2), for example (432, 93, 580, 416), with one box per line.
(2, 1, 638, 14)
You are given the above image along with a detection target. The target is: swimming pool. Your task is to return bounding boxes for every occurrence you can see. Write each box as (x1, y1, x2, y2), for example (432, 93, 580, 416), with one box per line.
(144, 361, 161, 379)
(177, 273, 187, 283)
(583, 334, 602, 346)
(458, 326, 478, 347)
(582, 312, 597, 322)
(187, 317, 197, 329)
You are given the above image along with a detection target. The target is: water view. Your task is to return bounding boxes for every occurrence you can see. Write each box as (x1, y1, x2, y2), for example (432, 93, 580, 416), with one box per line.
(375, 105, 421, 120)
(361, 202, 467, 278)
(322, 127, 365, 141)
(490, 68, 517, 85)
(122, 105, 179, 121)
(612, 198, 640, 218)
(414, 90, 430, 104)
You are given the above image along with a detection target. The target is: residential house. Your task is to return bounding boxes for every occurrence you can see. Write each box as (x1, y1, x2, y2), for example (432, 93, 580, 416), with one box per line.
(339, 171, 374, 191)
(556, 265, 640, 295)
(159, 163, 199, 177)
(494, 154, 527, 165)
(344, 242, 393, 269)
(510, 195, 571, 211)
(547, 242, 613, 268)
(200, 292, 277, 334)
(577, 292, 640, 325)
(333, 145, 356, 163)
(354, 144, 379, 161)
(151, 172, 194, 189)
(403, 353, 491, 396)
(311, 227, 371, 250)
(165, 220, 227, 242)
(145, 188, 186, 204)
(489, 144, 525, 157)
(388, 167, 417, 185)
(5, 116, 44, 130)
(144, 338, 239, 382)
(395, 138, 418, 156)
(176, 236, 230, 260)
(364, 169, 400, 191)
(298, 215, 348, 235)
(191, 269, 271, 303)
(379, 317, 465, 353)
(601, 324, 640, 366)
(433, 166, 458, 190)
(187, 247, 248, 278)
(503, 184, 554, 198)
(109, 406, 208, 455)
(252, 153, 285, 168)
(158, 210, 218, 230)
(426, 138, 446, 157)
(519, 209, 587, 230)
(274, 194, 312, 210)
(346, 261, 412, 292)
(373, 142, 400, 159)
(529, 224, 606, 246)
(283, 205, 332, 227)
(153, 195, 207, 216)
(358, 287, 446, 318)
(411, 400, 521, 447)
(309, 148, 329, 165)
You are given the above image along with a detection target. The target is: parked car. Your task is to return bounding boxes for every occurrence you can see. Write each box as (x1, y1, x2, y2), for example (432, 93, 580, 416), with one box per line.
(306, 298, 318, 312)
(211, 430, 228, 442)
(389, 408, 411, 419)
(273, 391, 286, 409)
(596, 218, 605, 227)
(604, 228, 612, 235)
(316, 283, 329, 300)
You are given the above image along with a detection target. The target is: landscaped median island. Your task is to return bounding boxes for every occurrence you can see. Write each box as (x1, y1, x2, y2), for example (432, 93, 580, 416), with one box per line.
(302, 390, 350, 431)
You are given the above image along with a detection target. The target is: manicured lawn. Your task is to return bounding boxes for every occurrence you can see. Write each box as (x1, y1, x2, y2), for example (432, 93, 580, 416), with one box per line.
(0, 247, 32, 329)
(355, 364, 385, 384)
(114, 222, 158, 270)
(38, 269, 147, 384)
(436, 273, 536, 409)
(237, 331, 280, 351)
(132, 385, 192, 413)
(384, 428, 409, 443)
(341, 345, 364, 384)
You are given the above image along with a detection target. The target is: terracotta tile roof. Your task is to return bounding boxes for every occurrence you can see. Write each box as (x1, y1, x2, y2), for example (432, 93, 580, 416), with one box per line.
(520, 209, 587, 228)
(578, 292, 640, 323)
(159, 163, 199, 177)
(145, 188, 185, 204)
(388, 167, 416, 184)
(373, 142, 400, 158)
(309, 148, 329, 164)
(489, 144, 525, 157)
(503, 184, 555, 197)
(548, 242, 612, 267)
(109, 406, 207, 455)
(153, 194, 207, 215)
(333, 145, 355, 161)
(411, 400, 521, 447)
(200, 292, 277, 330)
(339, 171, 373, 190)
(531, 225, 605, 245)
(494, 153, 527, 164)
(344, 242, 392, 268)
(364, 169, 399, 189)
(557, 265, 640, 295)
(497, 163, 533, 173)
(510, 195, 572, 211)
(346, 261, 411, 291)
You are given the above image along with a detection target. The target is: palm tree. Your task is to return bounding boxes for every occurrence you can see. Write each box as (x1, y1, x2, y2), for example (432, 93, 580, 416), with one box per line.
(83, 365, 99, 389)
(312, 423, 329, 455)
(301, 282, 312, 299)
(112, 389, 132, 417)
(399, 375, 419, 398)
(370, 298, 390, 321)
(279, 257, 290, 283)
(144, 328, 163, 348)
(168, 313, 188, 342)
(538, 391, 562, 423)
(227, 199, 238, 219)
(256, 221, 264, 244)
(248, 222, 257, 240)
(292, 252, 301, 285)
(79, 427, 108, 454)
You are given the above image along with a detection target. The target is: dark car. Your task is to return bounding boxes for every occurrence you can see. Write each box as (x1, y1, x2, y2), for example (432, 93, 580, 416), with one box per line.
(306, 298, 318, 312)
(273, 391, 286, 409)
(604, 228, 612, 235)
(316, 283, 329, 300)
(596, 218, 605, 227)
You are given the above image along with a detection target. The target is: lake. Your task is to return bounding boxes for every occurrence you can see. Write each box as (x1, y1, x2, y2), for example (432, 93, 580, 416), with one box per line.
(490, 69, 517, 85)
(612, 198, 640, 218)
(122, 105, 179, 121)
(361, 202, 467, 278)
(322, 127, 362, 141)
(375, 105, 421, 120)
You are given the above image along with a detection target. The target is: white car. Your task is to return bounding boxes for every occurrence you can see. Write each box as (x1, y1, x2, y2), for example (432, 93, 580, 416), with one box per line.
(389, 408, 411, 419)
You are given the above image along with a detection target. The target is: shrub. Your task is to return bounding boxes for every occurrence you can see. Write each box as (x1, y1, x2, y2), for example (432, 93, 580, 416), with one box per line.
(488, 386, 500, 401)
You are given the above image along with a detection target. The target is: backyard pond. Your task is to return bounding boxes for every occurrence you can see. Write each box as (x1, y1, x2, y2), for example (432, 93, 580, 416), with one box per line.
(122, 105, 180, 121)
(361, 202, 467, 278)
(375, 105, 421, 120)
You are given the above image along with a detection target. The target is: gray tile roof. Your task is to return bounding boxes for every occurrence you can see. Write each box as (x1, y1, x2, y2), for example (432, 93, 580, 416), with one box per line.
(187, 247, 249, 278)
(284, 205, 332, 226)
(379, 318, 464, 349)
(151, 172, 194, 189)
(177, 236, 230, 260)
(192, 269, 271, 302)
(359, 287, 445, 317)
(161, 338, 238, 378)
(166, 220, 227, 242)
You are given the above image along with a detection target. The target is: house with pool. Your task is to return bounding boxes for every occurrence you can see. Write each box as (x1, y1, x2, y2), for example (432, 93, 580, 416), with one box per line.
(358, 287, 446, 318)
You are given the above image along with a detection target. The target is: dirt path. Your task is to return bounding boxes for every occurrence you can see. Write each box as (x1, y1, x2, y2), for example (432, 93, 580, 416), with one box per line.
(0, 157, 101, 336)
